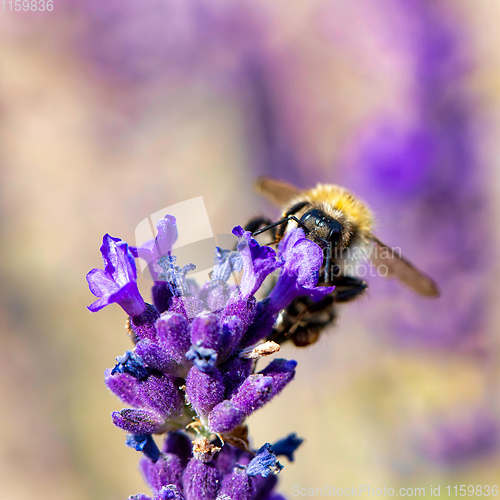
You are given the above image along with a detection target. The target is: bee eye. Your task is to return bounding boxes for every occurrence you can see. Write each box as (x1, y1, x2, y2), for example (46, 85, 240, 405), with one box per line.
(328, 222, 343, 246)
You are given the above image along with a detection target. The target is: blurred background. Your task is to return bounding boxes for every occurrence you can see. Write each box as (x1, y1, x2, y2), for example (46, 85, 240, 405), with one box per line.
(1, 1, 499, 498)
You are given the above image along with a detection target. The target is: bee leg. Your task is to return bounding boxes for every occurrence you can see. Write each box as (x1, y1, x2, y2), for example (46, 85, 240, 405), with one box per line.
(292, 325, 323, 347)
(292, 298, 337, 347)
(316, 239, 332, 283)
(332, 276, 368, 303)
(270, 295, 336, 347)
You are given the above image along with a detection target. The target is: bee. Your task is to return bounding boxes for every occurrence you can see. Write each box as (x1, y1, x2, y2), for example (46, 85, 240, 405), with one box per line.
(246, 177, 439, 347)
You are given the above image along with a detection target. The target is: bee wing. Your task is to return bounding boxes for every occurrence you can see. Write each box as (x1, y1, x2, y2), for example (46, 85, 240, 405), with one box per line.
(255, 176, 302, 206)
(367, 234, 440, 297)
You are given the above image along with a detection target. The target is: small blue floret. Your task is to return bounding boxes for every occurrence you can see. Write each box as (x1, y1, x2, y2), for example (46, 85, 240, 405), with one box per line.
(111, 351, 149, 380)
(185, 343, 218, 372)
(125, 434, 161, 463)
(246, 443, 283, 477)
(271, 433, 304, 462)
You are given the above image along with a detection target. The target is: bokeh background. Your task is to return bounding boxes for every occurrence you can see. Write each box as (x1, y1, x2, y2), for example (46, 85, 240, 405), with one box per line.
(1, 1, 500, 498)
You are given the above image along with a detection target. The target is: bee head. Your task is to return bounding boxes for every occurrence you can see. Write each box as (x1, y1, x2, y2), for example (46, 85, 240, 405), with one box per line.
(299, 208, 344, 248)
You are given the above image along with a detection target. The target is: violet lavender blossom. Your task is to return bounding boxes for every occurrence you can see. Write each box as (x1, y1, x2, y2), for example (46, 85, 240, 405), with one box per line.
(417, 409, 498, 468)
(87, 215, 322, 499)
(72, 0, 270, 85)
(87, 234, 146, 317)
(337, 0, 498, 468)
(342, 0, 487, 351)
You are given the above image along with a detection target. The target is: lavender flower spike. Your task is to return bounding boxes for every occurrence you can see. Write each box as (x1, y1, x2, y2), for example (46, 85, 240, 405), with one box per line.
(87, 234, 146, 317)
(90, 217, 316, 499)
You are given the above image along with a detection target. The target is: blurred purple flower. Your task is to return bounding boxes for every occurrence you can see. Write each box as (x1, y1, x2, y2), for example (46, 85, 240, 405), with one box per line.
(72, 0, 311, 188)
(342, 0, 488, 351)
(417, 410, 498, 467)
(72, 0, 270, 84)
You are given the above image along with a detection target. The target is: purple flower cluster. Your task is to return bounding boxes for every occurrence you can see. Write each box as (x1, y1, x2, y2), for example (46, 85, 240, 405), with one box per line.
(417, 410, 498, 467)
(127, 433, 301, 500)
(87, 215, 328, 499)
(72, 0, 269, 85)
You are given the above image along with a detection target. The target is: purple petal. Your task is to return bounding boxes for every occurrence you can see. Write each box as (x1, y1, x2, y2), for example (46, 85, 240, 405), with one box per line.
(185, 367, 225, 418)
(140, 453, 183, 492)
(87, 234, 146, 316)
(139, 374, 183, 419)
(219, 467, 255, 499)
(127, 304, 161, 342)
(135, 341, 178, 373)
(109, 282, 147, 318)
(129, 495, 151, 500)
(163, 431, 192, 466)
(219, 316, 244, 357)
(207, 401, 245, 434)
(268, 228, 334, 313)
(112, 409, 165, 434)
(190, 312, 222, 352)
(155, 216, 178, 257)
(219, 355, 252, 399)
(182, 459, 221, 500)
(105, 370, 142, 407)
(152, 281, 176, 314)
(258, 359, 297, 398)
(134, 215, 178, 281)
(231, 374, 273, 415)
(156, 313, 191, 365)
(232, 226, 282, 298)
(240, 299, 276, 347)
(101, 234, 137, 284)
(87, 268, 118, 298)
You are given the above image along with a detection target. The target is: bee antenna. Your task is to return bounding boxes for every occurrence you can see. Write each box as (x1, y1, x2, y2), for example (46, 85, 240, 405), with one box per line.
(252, 215, 308, 237)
